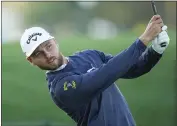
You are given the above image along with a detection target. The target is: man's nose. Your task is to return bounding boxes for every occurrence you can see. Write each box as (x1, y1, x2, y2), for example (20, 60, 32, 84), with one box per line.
(44, 50, 51, 58)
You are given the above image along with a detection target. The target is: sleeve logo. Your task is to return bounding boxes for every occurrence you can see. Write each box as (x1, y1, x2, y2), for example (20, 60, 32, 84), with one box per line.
(63, 81, 76, 91)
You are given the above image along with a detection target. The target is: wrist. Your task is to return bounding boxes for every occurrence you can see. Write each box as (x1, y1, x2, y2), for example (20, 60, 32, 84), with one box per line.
(138, 36, 149, 46)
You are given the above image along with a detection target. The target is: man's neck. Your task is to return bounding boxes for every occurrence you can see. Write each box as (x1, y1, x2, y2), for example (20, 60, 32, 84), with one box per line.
(62, 56, 68, 65)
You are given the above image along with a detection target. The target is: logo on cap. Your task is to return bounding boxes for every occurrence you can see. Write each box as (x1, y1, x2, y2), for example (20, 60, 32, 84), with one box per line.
(26, 32, 42, 44)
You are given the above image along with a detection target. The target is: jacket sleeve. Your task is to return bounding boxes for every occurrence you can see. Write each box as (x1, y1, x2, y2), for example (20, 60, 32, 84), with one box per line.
(95, 45, 162, 79)
(121, 46, 162, 79)
(53, 39, 146, 108)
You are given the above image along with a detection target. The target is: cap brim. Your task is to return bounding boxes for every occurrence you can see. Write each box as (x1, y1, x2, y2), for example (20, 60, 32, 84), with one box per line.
(26, 36, 54, 57)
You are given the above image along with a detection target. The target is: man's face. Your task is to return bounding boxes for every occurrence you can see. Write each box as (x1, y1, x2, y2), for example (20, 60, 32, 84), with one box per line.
(27, 39, 63, 70)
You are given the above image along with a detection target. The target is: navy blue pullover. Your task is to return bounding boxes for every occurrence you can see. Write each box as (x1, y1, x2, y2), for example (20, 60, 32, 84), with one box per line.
(46, 39, 162, 126)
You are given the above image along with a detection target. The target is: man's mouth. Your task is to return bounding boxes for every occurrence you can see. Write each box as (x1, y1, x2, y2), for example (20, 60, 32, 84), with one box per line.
(48, 58, 56, 64)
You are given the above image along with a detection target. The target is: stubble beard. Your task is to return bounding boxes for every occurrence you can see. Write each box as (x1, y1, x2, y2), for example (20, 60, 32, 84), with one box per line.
(38, 55, 64, 71)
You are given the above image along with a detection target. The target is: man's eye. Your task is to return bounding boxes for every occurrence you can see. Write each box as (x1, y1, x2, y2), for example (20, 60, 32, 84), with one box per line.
(47, 45, 52, 49)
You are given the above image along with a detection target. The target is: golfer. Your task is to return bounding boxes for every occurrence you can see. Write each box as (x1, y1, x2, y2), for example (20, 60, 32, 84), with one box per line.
(20, 15, 170, 126)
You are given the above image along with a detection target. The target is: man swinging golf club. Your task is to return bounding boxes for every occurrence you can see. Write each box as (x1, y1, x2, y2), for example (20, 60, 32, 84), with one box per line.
(20, 15, 170, 126)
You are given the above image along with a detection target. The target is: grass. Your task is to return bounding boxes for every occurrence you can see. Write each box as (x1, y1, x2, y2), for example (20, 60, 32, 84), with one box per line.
(2, 30, 176, 126)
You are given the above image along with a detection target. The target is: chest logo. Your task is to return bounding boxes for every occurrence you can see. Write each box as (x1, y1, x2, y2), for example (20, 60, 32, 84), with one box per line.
(87, 64, 97, 73)
(87, 67, 96, 73)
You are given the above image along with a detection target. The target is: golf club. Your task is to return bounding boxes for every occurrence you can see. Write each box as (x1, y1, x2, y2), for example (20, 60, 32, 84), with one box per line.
(151, 0, 167, 47)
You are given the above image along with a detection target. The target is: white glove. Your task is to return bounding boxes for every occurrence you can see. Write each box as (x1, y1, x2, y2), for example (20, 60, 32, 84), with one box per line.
(152, 25, 170, 54)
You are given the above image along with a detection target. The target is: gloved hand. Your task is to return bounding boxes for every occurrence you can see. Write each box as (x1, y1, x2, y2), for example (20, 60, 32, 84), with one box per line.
(152, 25, 170, 54)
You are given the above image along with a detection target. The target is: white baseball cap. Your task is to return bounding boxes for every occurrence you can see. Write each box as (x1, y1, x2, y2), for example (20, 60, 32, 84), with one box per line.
(20, 27, 54, 57)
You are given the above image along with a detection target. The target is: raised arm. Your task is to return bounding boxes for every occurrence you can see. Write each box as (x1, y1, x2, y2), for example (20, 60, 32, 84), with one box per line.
(52, 15, 164, 109)
(94, 15, 167, 79)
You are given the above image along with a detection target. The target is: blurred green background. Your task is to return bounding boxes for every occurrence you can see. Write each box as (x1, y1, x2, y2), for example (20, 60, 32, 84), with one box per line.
(2, 1, 176, 126)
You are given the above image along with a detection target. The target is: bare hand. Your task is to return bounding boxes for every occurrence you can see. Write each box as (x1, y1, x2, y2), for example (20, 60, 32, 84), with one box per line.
(139, 15, 164, 46)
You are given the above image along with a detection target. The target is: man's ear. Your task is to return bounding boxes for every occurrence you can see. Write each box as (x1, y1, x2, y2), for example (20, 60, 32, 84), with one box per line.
(27, 57, 35, 66)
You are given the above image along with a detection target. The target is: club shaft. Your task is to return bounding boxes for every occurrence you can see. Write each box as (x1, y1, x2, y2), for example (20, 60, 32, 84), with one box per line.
(151, 0, 158, 15)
